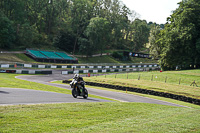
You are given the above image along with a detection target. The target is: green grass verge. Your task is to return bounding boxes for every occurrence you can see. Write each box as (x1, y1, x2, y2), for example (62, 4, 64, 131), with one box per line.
(77, 55, 120, 63)
(1, 102, 200, 132)
(0, 53, 24, 62)
(0, 73, 70, 94)
(15, 53, 35, 62)
(76, 55, 157, 64)
(84, 70, 200, 100)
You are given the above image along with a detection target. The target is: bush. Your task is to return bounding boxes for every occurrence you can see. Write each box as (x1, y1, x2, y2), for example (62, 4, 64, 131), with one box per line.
(111, 51, 123, 59)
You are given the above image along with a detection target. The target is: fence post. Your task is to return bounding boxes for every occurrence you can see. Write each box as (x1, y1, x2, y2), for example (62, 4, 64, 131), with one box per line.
(165, 76, 167, 83)
(138, 74, 141, 80)
(151, 75, 153, 81)
(115, 74, 117, 78)
(127, 73, 128, 79)
(179, 78, 181, 85)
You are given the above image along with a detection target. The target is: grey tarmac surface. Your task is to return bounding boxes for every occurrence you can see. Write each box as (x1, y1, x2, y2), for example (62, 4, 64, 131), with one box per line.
(14, 71, 186, 107)
(0, 87, 111, 105)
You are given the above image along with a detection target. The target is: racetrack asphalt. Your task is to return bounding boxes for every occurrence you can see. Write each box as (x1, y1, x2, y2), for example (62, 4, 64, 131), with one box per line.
(9, 70, 187, 107)
(0, 87, 111, 106)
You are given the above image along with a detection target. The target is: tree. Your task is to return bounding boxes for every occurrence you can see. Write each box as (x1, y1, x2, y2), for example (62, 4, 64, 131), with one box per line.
(70, 0, 94, 55)
(158, 0, 200, 70)
(0, 12, 15, 49)
(84, 17, 111, 56)
(128, 19, 149, 51)
(78, 37, 91, 57)
(53, 30, 76, 53)
(149, 25, 162, 59)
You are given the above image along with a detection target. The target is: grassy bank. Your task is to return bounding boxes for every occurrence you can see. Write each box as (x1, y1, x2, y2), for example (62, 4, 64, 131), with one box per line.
(1, 72, 200, 132)
(0, 53, 157, 64)
(0, 73, 70, 94)
(1, 102, 200, 133)
(84, 70, 200, 100)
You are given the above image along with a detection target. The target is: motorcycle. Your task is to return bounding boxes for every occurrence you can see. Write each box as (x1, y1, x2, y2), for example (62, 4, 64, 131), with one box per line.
(70, 79, 88, 99)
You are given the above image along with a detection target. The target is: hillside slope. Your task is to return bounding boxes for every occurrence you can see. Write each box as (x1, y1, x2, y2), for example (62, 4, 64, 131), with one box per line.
(0, 53, 157, 64)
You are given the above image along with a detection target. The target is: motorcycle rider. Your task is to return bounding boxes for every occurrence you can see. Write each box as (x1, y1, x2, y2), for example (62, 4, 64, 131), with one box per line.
(70, 74, 85, 94)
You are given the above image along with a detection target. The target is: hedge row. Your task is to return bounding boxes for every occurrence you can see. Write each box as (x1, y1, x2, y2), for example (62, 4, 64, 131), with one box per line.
(63, 80, 200, 105)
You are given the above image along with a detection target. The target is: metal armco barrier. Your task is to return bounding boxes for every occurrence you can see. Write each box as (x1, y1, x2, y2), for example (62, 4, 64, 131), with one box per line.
(61, 67, 159, 74)
(0, 69, 52, 74)
(0, 63, 159, 69)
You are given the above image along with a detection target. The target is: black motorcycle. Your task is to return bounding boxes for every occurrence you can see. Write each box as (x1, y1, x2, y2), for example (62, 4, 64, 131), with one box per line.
(70, 79, 88, 99)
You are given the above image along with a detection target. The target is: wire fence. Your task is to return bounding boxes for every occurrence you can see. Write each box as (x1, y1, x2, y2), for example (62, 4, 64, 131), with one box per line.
(95, 72, 200, 87)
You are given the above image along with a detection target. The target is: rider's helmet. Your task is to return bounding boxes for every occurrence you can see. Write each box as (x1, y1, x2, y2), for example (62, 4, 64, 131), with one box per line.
(73, 73, 79, 79)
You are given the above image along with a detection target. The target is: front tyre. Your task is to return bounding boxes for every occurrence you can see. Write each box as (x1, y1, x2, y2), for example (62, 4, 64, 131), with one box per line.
(83, 89, 88, 99)
(72, 88, 77, 98)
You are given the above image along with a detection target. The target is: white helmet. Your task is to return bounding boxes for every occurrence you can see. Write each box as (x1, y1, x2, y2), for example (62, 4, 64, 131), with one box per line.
(73, 74, 79, 79)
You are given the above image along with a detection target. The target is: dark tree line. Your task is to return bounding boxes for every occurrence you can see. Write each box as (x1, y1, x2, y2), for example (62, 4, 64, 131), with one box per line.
(149, 0, 200, 70)
(0, 0, 153, 56)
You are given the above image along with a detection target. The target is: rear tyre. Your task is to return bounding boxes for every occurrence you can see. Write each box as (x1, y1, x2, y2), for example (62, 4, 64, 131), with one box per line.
(72, 88, 77, 98)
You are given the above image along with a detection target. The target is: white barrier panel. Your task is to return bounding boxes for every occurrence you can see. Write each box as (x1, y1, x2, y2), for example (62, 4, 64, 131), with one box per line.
(89, 66, 94, 68)
(83, 70, 89, 73)
(149, 65, 152, 67)
(132, 65, 136, 68)
(120, 66, 123, 68)
(93, 70, 98, 73)
(110, 69, 115, 72)
(119, 69, 122, 72)
(102, 70, 106, 73)
(72, 66, 77, 68)
(73, 70, 79, 74)
(126, 69, 130, 71)
(24, 64, 32, 67)
(51, 66, 57, 68)
(97, 66, 102, 69)
(138, 65, 141, 68)
(38, 65, 45, 68)
(81, 66, 85, 68)
(16, 70, 22, 74)
(154, 65, 157, 67)
(105, 66, 110, 68)
(62, 66, 67, 68)
(133, 68, 137, 71)
(126, 66, 130, 68)
(139, 68, 143, 71)
(29, 70, 35, 74)
(113, 66, 116, 68)
(144, 65, 147, 67)
(1, 64, 9, 68)
(62, 71, 68, 75)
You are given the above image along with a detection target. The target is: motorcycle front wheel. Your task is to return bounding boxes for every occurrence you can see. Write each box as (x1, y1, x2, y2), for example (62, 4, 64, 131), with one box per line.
(83, 89, 88, 99)
(72, 88, 77, 98)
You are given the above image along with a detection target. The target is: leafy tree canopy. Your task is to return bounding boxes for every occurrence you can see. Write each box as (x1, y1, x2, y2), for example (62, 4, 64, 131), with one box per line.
(150, 0, 200, 70)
